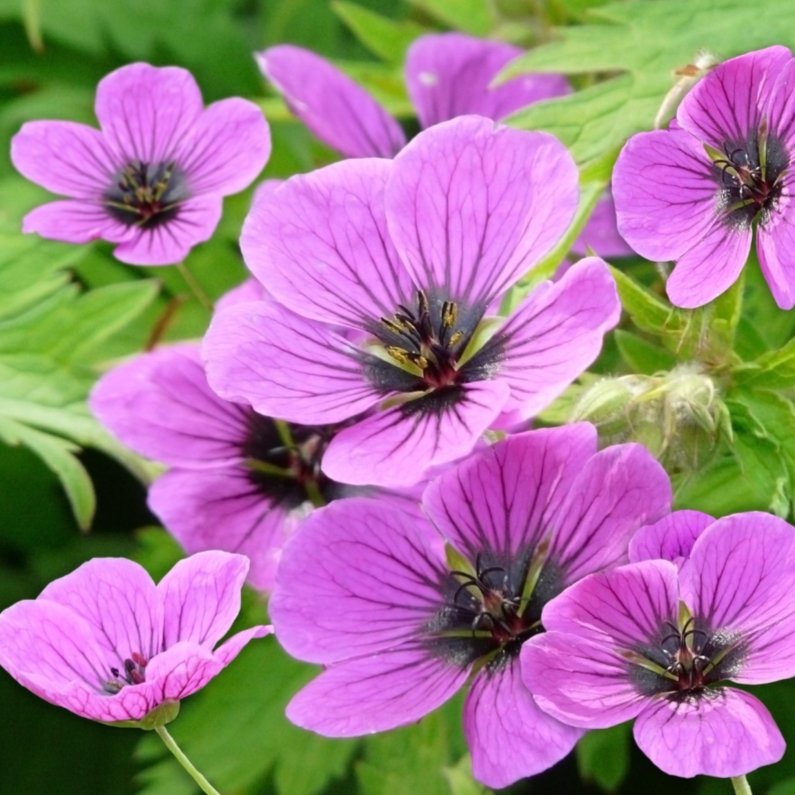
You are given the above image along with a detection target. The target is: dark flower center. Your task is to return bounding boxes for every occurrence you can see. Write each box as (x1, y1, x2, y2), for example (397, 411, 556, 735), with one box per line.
(103, 651, 147, 694)
(104, 160, 189, 229)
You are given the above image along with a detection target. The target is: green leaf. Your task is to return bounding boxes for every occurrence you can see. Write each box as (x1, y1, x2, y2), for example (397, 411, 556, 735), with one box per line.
(576, 723, 631, 792)
(443, 755, 489, 795)
(405, 0, 495, 36)
(736, 337, 795, 390)
(614, 330, 676, 375)
(609, 266, 677, 335)
(333, 2, 427, 63)
(502, 0, 795, 161)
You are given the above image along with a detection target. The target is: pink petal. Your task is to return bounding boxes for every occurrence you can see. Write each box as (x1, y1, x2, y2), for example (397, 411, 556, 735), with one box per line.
(111, 195, 222, 266)
(202, 300, 381, 425)
(177, 97, 270, 196)
(521, 631, 648, 729)
(215, 277, 270, 312)
(270, 497, 445, 665)
(149, 467, 297, 592)
(286, 646, 467, 737)
(158, 551, 249, 649)
(240, 159, 413, 328)
(405, 33, 569, 128)
(629, 510, 715, 567)
(757, 172, 795, 310)
(571, 190, 634, 258)
(256, 46, 405, 158)
(321, 380, 511, 487)
(95, 63, 204, 163)
(90, 344, 250, 469)
(11, 120, 117, 198)
(386, 116, 579, 306)
(423, 424, 597, 559)
(22, 200, 131, 244)
(485, 257, 620, 420)
(765, 56, 795, 150)
(464, 658, 582, 788)
(634, 688, 784, 778)
(213, 625, 272, 667)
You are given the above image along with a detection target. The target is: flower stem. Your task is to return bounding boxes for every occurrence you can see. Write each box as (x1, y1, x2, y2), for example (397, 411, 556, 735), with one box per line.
(155, 725, 222, 795)
(175, 261, 214, 311)
(731, 775, 753, 795)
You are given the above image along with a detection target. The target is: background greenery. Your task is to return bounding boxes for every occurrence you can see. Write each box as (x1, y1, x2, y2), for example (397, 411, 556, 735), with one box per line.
(2, 0, 795, 793)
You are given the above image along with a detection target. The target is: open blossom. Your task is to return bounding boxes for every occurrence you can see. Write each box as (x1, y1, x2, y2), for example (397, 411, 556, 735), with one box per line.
(0, 552, 270, 725)
(11, 62, 270, 265)
(522, 511, 795, 778)
(204, 116, 620, 487)
(269, 425, 671, 788)
(614, 46, 795, 308)
(259, 33, 629, 258)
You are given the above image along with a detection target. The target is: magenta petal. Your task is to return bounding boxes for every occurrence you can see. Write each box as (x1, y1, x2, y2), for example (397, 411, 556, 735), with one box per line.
(321, 381, 510, 487)
(423, 424, 597, 558)
(629, 510, 715, 566)
(149, 467, 296, 592)
(634, 688, 784, 778)
(386, 116, 579, 305)
(141, 642, 224, 705)
(571, 191, 634, 258)
(681, 512, 795, 683)
(38, 558, 162, 661)
(270, 497, 444, 664)
(286, 646, 467, 737)
(613, 127, 717, 263)
(21, 200, 131, 244)
(177, 97, 270, 196)
(757, 174, 795, 309)
(203, 300, 380, 424)
(677, 46, 792, 147)
(95, 63, 203, 162)
(240, 159, 413, 327)
(215, 277, 270, 312)
(520, 631, 647, 728)
(111, 195, 222, 266)
(405, 33, 569, 128)
(11, 120, 116, 198)
(213, 625, 272, 666)
(541, 560, 679, 646)
(464, 659, 582, 788)
(490, 257, 620, 419)
(550, 444, 672, 583)
(90, 344, 249, 469)
(256, 46, 405, 158)
(158, 551, 249, 649)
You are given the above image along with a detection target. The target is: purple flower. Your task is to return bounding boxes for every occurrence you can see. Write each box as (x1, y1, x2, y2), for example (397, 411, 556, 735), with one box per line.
(269, 425, 672, 788)
(614, 46, 795, 308)
(11, 62, 270, 265)
(522, 511, 795, 778)
(204, 116, 620, 487)
(0, 551, 270, 725)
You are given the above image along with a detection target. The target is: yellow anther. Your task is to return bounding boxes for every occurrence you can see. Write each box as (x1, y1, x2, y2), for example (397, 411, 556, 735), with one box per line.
(386, 347, 411, 365)
(449, 331, 464, 347)
(442, 302, 458, 328)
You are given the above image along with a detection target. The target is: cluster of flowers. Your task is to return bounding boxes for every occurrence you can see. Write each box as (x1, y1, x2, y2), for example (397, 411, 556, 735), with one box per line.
(4, 32, 795, 791)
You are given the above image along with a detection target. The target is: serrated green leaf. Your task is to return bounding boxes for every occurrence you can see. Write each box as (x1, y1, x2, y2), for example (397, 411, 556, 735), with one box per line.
(609, 266, 677, 334)
(333, 2, 427, 63)
(576, 723, 631, 792)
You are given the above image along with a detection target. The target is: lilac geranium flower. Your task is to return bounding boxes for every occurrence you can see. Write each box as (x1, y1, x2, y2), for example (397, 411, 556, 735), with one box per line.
(0, 551, 270, 725)
(522, 511, 795, 778)
(270, 425, 672, 788)
(204, 116, 620, 487)
(614, 46, 795, 308)
(11, 62, 270, 265)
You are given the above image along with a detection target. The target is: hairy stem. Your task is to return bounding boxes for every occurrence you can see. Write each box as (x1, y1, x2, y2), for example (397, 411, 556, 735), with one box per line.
(731, 775, 752, 795)
(155, 725, 223, 795)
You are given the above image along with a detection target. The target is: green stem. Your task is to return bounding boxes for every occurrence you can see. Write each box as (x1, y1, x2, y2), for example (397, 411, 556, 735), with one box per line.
(155, 725, 222, 795)
(731, 775, 753, 795)
(175, 261, 214, 311)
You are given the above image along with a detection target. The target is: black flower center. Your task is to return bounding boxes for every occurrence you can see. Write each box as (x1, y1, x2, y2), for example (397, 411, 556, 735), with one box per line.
(104, 160, 189, 229)
(103, 651, 147, 694)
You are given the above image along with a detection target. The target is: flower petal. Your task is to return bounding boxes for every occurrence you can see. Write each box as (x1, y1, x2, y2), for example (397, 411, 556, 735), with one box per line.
(634, 688, 784, 778)
(629, 510, 715, 566)
(405, 33, 569, 128)
(95, 63, 204, 163)
(203, 300, 381, 425)
(38, 558, 162, 662)
(571, 190, 634, 258)
(757, 172, 795, 310)
(177, 97, 270, 196)
(464, 658, 582, 788)
(256, 46, 405, 158)
(681, 512, 795, 683)
(423, 424, 597, 559)
(149, 467, 297, 592)
(521, 631, 647, 728)
(22, 200, 131, 244)
(270, 497, 445, 664)
(11, 120, 117, 198)
(321, 381, 510, 487)
(475, 257, 619, 420)
(215, 277, 270, 312)
(240, 159, 413, 327)
(386, 116, 579, 306)
(158, 551, 249, 649)
(286, 646, 468, 737)
(213, 625, 272, 666)
(90, 344, 249, 469)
